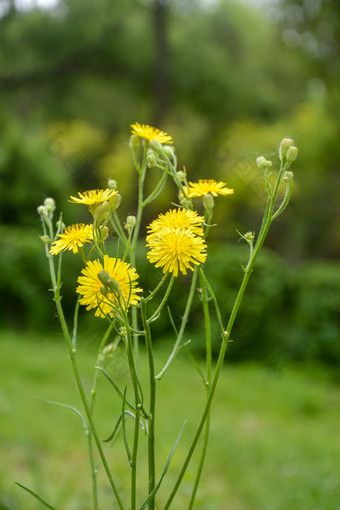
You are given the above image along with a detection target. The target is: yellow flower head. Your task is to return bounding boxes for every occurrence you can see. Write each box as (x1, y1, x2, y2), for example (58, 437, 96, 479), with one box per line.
(147, 208, 205, 238)
(184, 179, 234, 198)
(131, 122, 173, 144)
(69, 189, 118, 206)
(76, 255, 142, 318)
(49, 224, 93, 255)
(146, 227, 207, 277)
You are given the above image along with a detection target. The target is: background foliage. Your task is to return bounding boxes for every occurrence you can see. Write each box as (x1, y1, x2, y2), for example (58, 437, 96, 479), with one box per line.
(0, 0, 339, 364)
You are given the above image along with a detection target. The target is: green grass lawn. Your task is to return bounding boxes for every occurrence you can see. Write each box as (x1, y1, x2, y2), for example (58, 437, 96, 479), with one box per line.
(1, 329, 340, 510)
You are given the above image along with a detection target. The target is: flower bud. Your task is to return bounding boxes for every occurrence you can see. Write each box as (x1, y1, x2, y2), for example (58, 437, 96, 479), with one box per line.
(149, 139, 163, 153)
(203, 193, 215, 210)
(110, 193, 121, 211)
(125, 215, 136, 232)
(243, 232, 255, 244)
(97, 271, 120, 294)
(147, 150, 158, 168)
(39, 235, 50, 244)
(56, 219, 65, 231)
(162, 145, 175, 159)
(129, 134, 140, 151)
(93, 201, 110, 222)
(108, 178, 118, 189)
(256, 156, 272, 169)
(176, 170, 186, 182)
(44, 197, 56, 214)
(286, 146, 298, 163)
(37, 205, 46, 216)
(279, 138, 294, 162)
(101, 226, 109, 240)
(282, 170, 294, 183)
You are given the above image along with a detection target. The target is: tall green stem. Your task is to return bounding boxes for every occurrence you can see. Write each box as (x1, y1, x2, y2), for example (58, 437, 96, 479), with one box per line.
(163, 164, 288, 509)
(141, 299, 156, 510)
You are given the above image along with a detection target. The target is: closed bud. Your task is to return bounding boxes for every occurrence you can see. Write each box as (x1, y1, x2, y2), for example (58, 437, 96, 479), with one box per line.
(37, 205, 46, 216)
(56, 219, 65, 231)
(108, 178, 118, 189)
(162, 145, 175, 159)
(286, 146, 298, 163)
(100, 285, 109, 297)
(125, 215, 136, 231)
(44, 197, 56, 214)
(283, 170, 294, 183)
(98, 271, 120, 295)
(243, 232, 255, 244)
(176, 170, 186, 182)
(147, 150, 158, 168)
(101, 226, 109, 240)
(279, 138, 294, 162)
(256, 156, 272, 169)
(129, 134, 140, 151)
(93, 201, 110, 222)
(110, 193, 121, 211)
(97, 270, 112, 287)
(203, 193, 215, 210)
(39, 235, 50, 245)
(149, 139, 163, 153)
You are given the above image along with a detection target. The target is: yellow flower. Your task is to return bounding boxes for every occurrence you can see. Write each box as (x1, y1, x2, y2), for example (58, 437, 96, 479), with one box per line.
(76, 255, 142, 318)
(49, 224, 93, 255)
(130, 122, 173, 144)
(69, 189, 118, 206)
(147, 209, 205, 238)
(146, 227, 207, 277)
(184, 179, 234, 198)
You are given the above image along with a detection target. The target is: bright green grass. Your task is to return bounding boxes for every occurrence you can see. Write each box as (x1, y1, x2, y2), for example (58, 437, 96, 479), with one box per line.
(1, 329, 340, 510)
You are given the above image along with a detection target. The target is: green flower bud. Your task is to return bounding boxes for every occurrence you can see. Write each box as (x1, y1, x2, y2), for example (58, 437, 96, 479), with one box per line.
(101, 226, 109, 240)
(100, 285, 109, 297)
(93, 201, 110, 222)
(39, 235, 50, 244)
(44, 197, 56, 214)
(286, 146, 298, 163)
(129, 134, 140, 151)
(108, 178, 118, 189)
(162, 145, 175, 159)
(149, 139, 163, 153)
(110, 193, 121, 211)
(282, 170, 294, 183)
(147, 150, 158, 168)
(243, 232, 255, 244)
(203, 193, 215, 210)
(256, 156, 272, 169)
(279, 138, 294, 162)
(176, 170, 186, 182)
(125, 215, 136, 232)
(37, 205, 46, 216)
(97, 271, 120, 294)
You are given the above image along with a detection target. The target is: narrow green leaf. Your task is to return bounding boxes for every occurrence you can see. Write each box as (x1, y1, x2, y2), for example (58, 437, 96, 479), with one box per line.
(121, 387, 132, 467)
(37, 398, 87, 430)
(139, 422, 186, 510)
(96, 366, 135, 412)
(15, 482, 57, 510)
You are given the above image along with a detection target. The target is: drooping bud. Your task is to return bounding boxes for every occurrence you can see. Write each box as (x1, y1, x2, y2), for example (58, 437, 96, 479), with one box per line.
(279, 138, 294, 162)
(101, 226, 109, 240)
(286, 146, 298, 163)
(176, 170, 186, 182)
(256, 156, 272, 169)
(162, 145, 175, 159)
(243, 232, 255, 244)
(39, 235, 50, 245)
(203, 193, 215, 210)
(147, 149, 158, 168)
(37, 205, 46, 216)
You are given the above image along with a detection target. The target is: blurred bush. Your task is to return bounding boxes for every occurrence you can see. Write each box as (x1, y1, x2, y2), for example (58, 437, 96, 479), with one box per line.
(3, 235, 340, 366)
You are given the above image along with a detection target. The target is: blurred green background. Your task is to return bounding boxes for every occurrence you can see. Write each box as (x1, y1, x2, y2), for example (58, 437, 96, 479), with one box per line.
(1, 0, 340, 508)
(1, 0, 340, 363)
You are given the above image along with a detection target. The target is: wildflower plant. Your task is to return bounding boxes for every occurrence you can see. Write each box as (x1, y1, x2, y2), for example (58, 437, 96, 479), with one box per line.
(32, 127, 297, 509)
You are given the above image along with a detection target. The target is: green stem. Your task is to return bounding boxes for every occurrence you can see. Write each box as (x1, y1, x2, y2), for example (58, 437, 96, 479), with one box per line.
(163, 164, 288, 509)
(155, 266, 199, 380)
(141, 299, 156, 510)
(147, 276, 174, 323)
(187, 270, 212, 509)
(145, 272, 170, 303)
